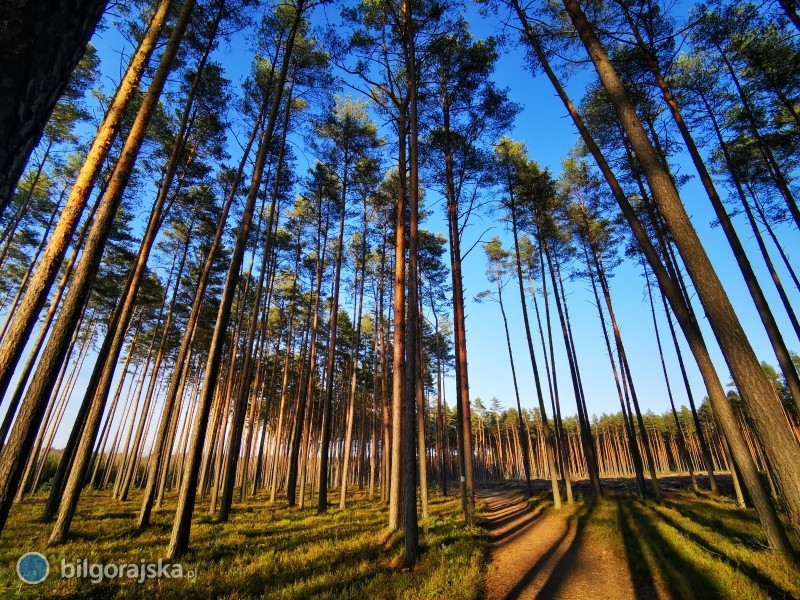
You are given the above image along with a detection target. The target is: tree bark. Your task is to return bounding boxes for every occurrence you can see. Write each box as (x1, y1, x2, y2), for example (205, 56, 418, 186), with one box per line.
(0, 0, 108, 213)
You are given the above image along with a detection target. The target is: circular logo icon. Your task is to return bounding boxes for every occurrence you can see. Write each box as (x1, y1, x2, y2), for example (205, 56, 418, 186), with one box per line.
(16, 552, 49, 584)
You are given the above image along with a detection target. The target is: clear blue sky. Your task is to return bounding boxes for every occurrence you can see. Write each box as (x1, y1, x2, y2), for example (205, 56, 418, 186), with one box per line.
(23, 0, 799, 448)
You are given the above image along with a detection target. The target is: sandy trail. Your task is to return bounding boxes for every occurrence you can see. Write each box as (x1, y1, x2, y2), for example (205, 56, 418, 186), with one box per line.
(481, 487, 657, 600)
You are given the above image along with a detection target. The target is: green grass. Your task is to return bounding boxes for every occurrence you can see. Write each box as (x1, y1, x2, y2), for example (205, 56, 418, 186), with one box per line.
(607, 490, 800, 599)
(0, 489, 486, 599)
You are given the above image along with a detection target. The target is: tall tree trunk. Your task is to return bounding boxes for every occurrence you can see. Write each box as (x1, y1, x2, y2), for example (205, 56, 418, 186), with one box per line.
(317, 162, 348, 514)
(388, 104, 408, 532)
(219, 97, 289, 520)
(510, 0, 778, 531)
(641, 257, 697, 490)
(441, 90, 476, 526)
(537, 243, 573, 503)
(339, 196, 368, 509)
(403, 16, 420, 560)
(544, 241, 603, 499)
(286, 197, 329, 507)
(0, 0, 191, 539)
(626, 15, 800, 411)
(583, 241, 646, 496)
(430, 287, 447, 496)
(590, 248, 659, 501)
(496, 275, 533, 496)
(0, 0, 108, 213)
(507, 191, 558, 502)
(45, 0, 196, 544)
(562, 0, 797, 547)
(415, 277, 428, 520)
(166, 1, 303, 559)
(137, 104, 261, 529)
(0, 0, 172, 399)
(268, 244, 301, 501)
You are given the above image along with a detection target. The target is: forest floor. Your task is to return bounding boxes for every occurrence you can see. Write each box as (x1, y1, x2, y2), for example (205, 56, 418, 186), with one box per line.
(1, 477, 799, 599)
(479, 477, 800, 600)
(0, 488, 483, 599)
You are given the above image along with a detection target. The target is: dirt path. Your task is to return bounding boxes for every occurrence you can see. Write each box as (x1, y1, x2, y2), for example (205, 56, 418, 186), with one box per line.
(481, 487, 655, 600)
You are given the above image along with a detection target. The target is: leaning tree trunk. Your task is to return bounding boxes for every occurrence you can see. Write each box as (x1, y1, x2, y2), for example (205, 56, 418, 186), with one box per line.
(136, 102, 261, 529)
(497, 274, 533, 496)
(166, 1, 303, 559)
(0, 0, 108, 214)
(46, 0, 196, 545)
(0, 187, 101, 451)
(508, 192, 559, 503)
(561, 0, 797, 549)
(507, 0, 787, 551)
(626, 15, 800, 413)
(219, 106, 288, 520)
(0, 0, 172, 401)
(119, 218, 193, 501)
(0, 0, 188, 539)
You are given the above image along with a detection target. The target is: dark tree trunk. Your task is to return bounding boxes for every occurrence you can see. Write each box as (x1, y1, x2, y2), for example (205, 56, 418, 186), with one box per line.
(0, 0, 108, 213)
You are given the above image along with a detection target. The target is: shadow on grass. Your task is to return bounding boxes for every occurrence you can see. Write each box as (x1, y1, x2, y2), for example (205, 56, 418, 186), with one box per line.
(621, 500, 722, 599)
(647, 504, 794, 598)
(664, 499, 763, 549)
(617, 500, 659, 600)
